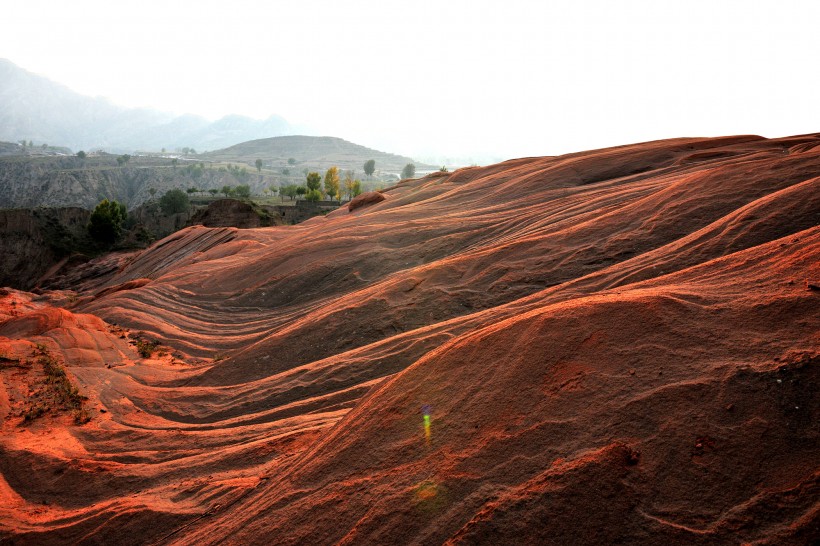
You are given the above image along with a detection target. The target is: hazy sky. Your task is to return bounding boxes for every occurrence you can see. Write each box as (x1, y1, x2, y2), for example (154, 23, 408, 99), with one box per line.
(2, 0, 819, 162)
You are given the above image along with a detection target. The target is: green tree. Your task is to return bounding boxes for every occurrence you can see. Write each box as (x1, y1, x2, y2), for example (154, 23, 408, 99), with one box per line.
(255, 159, 263, 172)
(306, 171, 322, 192)
(324, 166, 340, 200)
(171, 158, 179, 170)
(148, 187, 157, 199)
(351, 179, 362, 198)
(234, 184, 251, 199)
(296, 185, 307, 199)
(401, 163, 416, 179)
(439, 165, 449, 172)
(305, 188, 322, 202)
(288, 157, 297, 165)
(221, 185, 234, 197)
(280, 184, 297, 200)
(282, 168, 290, 176)
(343, 171, 355, 201)
(187, 187, 198, 195)
(159, 188, 190, 214)
(88, 199, 127, 246)
(208, 188, 219, 197)
(363, 159, 375, 178)
(76, 150, 87, 159)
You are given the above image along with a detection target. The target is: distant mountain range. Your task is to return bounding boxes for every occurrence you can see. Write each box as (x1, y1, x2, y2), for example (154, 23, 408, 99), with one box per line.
(0, 58, 292, 153)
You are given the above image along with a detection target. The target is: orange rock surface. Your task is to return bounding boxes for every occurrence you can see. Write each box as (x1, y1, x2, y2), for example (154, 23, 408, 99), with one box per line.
(1, 135, 818, 544)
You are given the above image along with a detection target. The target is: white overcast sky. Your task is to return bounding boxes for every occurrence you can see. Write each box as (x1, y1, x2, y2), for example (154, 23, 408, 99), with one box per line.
(2, 0, 819, 162)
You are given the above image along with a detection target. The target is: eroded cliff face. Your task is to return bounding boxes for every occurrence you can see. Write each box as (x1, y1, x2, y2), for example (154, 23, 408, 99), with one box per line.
(0, 205, 192, 291)
(0, 208, 90, 290)
(0, 199, 293, 291)
(0, 155, 275, 210)
(0, 158, 150, 210)
(0, 134, 818, 545)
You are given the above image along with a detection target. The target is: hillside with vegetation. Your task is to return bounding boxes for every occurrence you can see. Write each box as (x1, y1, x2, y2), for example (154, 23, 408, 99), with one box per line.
(201, 135, 430, 176)
(0, 153, 271, 210)
(0, 137, 421, 211)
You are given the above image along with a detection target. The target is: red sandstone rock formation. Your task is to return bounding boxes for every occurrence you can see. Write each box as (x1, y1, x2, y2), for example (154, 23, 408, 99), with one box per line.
(0, 134, 818, 545)
(347, 190, 386, 212)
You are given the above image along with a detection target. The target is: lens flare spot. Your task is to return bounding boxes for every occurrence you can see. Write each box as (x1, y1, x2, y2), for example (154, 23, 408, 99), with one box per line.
(422, 404, 432, 444)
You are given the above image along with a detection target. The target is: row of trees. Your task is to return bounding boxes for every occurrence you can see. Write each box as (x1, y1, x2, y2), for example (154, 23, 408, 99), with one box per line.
(87, 161, 378, 247)
(221, 184, 251, 198)
(139, 165, 367, 211)
(19, 140, 54, 149)
(252, 158, 385, 181)
(316, 167, 361, 201)
(17, 140, 60, 150)
(277, 169, 363, 202)
(152, 184, 252, 204)
(78, 154, 415, 186)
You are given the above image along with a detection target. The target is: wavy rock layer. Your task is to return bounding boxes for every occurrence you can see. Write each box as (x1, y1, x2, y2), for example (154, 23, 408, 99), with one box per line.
(0, 135, 818, 545)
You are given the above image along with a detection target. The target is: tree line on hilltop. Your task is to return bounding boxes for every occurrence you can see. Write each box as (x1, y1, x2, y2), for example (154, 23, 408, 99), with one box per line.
(84, 158, 420, 247)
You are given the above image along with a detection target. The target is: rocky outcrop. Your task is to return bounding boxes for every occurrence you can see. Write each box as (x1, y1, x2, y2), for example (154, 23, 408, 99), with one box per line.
(188, 199, 283, 228)
(347, 190, 386, 211)
(127, 201, 196, 240)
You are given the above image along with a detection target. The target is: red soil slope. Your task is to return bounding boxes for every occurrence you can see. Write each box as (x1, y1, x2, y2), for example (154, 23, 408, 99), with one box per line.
(1, 135, 818, 545)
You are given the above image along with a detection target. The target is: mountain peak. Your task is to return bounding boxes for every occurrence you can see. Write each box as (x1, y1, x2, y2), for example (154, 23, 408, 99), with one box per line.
(0, 58, 293, 152)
